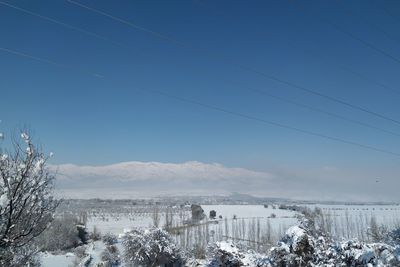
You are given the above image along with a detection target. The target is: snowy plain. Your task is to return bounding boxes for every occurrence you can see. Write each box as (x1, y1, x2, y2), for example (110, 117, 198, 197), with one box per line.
(41, 203, 400, 266)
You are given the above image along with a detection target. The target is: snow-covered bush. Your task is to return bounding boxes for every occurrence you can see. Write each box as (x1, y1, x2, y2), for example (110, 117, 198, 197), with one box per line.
(269, 225, 316, 267)
(100, 245, 120, 267)
(75, 255, 92, 267)
(207, 241, 247, 266)
(326, 240, 400, 266)
(268, 210, 400, 267)
(190, 243, 207, 259)
(37, 214, 81, 251)
(386, 227, 400, 246)
(367, 216, 388, 243)
(75, 246, 87, 259)
(103, 233, 118, 245)
(268, 207, 331, 266)
(0, 130, 58, 266)
(207, 241, 271, 267)
(0, 243, 41, 267)
(123, 228, 184, 267)
(72, 246, 92, 267)
(297, 207, 331, 240)
(207, 226, 400, 267)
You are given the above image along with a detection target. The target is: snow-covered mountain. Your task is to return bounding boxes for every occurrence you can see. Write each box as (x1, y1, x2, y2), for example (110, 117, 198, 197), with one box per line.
(52, 161, 272, 198)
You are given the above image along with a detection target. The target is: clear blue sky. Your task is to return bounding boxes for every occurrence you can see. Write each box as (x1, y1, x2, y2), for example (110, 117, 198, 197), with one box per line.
(1, 0, 400, 174)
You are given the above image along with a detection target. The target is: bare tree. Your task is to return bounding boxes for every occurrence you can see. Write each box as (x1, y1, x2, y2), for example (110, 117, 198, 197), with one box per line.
(367, 216, 388, 243)
(0, 130, 58, 265)
(164, 207, 173, 230)
(152, 206, 160, 228)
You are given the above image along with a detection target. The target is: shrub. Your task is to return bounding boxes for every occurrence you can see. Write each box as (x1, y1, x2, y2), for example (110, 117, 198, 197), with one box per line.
(77, 224, 89, 244)
(103, 233, 118, 246)
(387, 227, 400, 245)
(37, 214, 81, 251)
(100, 245, 120, 267)
(74, 246, 87, 259)
(208, 241, 245, 266)
(123, 228, 184, 267)
(367, 216, 387, 242)
(209, 210, 216, 219)
(208, 241, 272, 267)
(191, 243, 207, 259)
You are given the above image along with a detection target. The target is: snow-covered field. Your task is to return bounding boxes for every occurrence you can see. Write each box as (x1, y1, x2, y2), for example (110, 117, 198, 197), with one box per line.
(201, 205, 298, 244)
(84, 204, 400, 243)
(85, 205, 297, 237)
(202, 204, 295, 219)
(41, 253, 75, 267)
(40, 203, 400, 266)
(86, 215, 150, 235)
(305, 204, 400, 225)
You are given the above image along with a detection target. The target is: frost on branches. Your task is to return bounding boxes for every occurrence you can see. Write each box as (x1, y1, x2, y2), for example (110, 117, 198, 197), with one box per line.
(0, 131, 58, 266)
(122, 228, 184, 267)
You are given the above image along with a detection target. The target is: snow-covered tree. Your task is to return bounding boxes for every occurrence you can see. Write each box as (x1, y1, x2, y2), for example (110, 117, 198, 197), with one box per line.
(123, 228, 184, 267)
(0, 130, 58, 265)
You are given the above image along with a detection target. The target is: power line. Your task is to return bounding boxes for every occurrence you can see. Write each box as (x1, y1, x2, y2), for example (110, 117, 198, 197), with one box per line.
(67, 0, 186, 47)
(0, 46, 103, 78)
(4, 1, 399, 137)
(236, 82, 400, 137)
(372, 1, 400, 24)
(131, 84, 400, 158)
(330, 58, 400, 96)
(0, 46, 64, 67)
(2, 3, 400, 157)
(293, 1, 400, 65)
(3, 43, 400, 141)
(66, 0, 400, 126)
(196, 0, 400, 96)
(335, 1, 400, 45)
(285, 43, 400, 96)
(0, 1, 133, 51)
(1, 44, 398, 158)
(1, 44, 399, 158)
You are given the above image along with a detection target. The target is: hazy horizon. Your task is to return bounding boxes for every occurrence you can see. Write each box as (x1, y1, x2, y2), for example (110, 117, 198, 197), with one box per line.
(51, 159, 399, 202)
